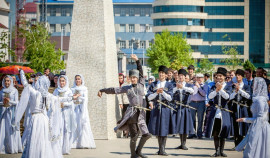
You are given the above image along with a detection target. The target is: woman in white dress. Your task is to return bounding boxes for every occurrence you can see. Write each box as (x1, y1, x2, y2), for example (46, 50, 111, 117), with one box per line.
(236, 77, 270, 158)
(71, 74, 96, 149)
(0, 75, 22, 154)
(14, 70, 79, 158)
(53, 75, 76, 154)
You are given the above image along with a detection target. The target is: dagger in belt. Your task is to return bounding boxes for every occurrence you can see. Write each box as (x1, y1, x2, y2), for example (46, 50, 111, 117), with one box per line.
(175, 101, 197, 110)
(157, 100, 177, 112)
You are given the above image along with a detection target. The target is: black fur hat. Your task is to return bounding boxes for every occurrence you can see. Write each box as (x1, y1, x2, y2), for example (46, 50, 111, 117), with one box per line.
(178, 69, 187, 76)
(236, 69, 245, 77)
(158, 65, 168, 74)
(216, 67, 227, 76)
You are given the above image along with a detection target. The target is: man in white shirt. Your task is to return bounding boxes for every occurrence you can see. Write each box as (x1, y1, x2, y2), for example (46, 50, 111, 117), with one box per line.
(229, 69, 251, 148)
(147, 65, 174, 156)
(205, 67, 232, 157)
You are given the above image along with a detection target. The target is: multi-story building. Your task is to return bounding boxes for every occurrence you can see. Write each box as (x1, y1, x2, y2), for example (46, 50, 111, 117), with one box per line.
(25, 2, 37, 24)
(152, 0, 270, 68)
(113, 0, 154, 75)
(0, 0, 10, 62)
(35, 0, 154, 76)
(35, 0, 270, 71)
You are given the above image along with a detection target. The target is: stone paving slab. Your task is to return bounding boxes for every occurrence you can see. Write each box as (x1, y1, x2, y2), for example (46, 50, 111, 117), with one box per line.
(0, 137, 243, 158)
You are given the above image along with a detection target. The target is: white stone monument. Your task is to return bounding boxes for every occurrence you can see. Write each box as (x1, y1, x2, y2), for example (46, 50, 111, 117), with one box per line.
(66, 0, 118, 139)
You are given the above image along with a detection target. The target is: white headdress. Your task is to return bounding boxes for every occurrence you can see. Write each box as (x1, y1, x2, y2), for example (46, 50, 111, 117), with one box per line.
(252, 77, 268, 99)
(2, 75, 16, 93)
(57, 75, 69, 93)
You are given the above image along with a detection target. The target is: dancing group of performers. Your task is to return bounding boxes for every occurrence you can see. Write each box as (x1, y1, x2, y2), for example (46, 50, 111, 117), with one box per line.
(0, 53, 269, 158)
(0, 70, 95, 158)
(99, 54, 270, 158)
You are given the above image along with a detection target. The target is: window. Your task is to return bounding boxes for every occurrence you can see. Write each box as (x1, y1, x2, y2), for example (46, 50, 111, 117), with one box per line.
(114, 8, 119, 16)
(120, 9, 125, 16)
(130, 8, 135, 16)
(50, 24, 56, 32)
(188, 19, 193, 26)
(203, 32, 244, 41)
(154, 18, 204, 26)
(205, 19, 244, 28)
(187, 32, 191, 38)
(206, 0, 244, 1)
(140, 41, 146, 49)
(149, 8, 153, 16)
(69, 8, 73, 16)
(50, 8, 56, 16)
(200, 6, 204, 12)
(120, 41, 126, 49)
(191, 45, 199, 52)
(154, 6, 205, 13)
(140, 8, 145, 16)
(61, 24, 66, 34)
(204, 6, 244, 15)
(129, 24, 135, 32)
(148, 25, 153, 32)
(129, 41, 132, 48)
(61, 8, 67, 16)
(119, 24, 126, 32)
(140, 24, 146, 32)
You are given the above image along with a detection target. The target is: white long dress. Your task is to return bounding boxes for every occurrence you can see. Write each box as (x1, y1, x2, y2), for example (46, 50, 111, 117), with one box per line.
(15, 70, 70, 158)
(236, 77, 270, 158)
(0, 75, 23, 154)
(53, 75, 76, 154)
(71, 74, 96, 149)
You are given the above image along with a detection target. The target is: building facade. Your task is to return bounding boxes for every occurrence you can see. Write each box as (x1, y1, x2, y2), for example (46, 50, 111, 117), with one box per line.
(35, 0, 270, 71)
(36, 0, 154, 76)
(25, 2, 37, 24)
(152, 0, 270, 68)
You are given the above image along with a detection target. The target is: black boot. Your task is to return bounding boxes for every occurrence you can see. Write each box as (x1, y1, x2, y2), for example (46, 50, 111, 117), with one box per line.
(220, 138, 227, 157)
(156, 136, 162, 155)
(130, 134, 139, 158)
(211, 136, 220, 157)
(175, 134, 182, 149)
(181, 134, 188, 150)
(136, 133, 151, 158)
(159, 136, 168, 156)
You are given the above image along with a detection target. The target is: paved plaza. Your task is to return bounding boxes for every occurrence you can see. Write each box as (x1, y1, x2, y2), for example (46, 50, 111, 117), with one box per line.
(0, 136, 243, 158)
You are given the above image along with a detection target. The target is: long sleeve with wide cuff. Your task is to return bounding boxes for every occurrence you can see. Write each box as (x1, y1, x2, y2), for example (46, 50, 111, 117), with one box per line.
(209, 89, 229, 100)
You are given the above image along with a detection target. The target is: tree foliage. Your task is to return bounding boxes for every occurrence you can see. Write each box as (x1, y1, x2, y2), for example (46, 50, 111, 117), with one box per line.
(221, 34, 242, 70)
(146, 30, 194, 72)
(242, 60, 256, 71)
(196, 55, 214, 75)
(20, 23, 65, 72)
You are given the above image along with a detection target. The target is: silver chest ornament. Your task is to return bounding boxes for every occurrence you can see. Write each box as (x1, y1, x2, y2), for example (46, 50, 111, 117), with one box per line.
(3, 92, 10, 107)
(74, 90, 81, 105)
(59, 92, 65, 97)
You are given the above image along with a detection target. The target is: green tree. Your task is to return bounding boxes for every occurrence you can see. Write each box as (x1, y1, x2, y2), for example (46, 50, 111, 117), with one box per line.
(0, 31, 15, 62)
(196, 55, 214, 75)
(146, 30, 194, 72)
(20, 23, 65, 72)
(221, 34, 242, 70)
(242, 60, 256, 71)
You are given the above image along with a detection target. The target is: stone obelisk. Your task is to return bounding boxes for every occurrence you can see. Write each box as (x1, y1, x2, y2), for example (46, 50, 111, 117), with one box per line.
(66, 0, 118, 139)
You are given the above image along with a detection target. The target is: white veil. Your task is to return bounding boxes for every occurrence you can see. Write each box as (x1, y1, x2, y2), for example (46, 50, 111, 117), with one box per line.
(252, 77, 268, 99)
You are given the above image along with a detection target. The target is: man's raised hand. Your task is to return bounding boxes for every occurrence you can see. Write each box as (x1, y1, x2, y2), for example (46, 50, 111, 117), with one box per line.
(97, 91, 103, 98)
(131, 54, 138, 61)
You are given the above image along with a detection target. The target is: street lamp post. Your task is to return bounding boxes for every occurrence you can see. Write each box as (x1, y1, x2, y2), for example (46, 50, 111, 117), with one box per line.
(117, 50, 124, 73)
(131, 37, 135, 55)
(61, 26, 64, 60)
(142, 42, 144, 66)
